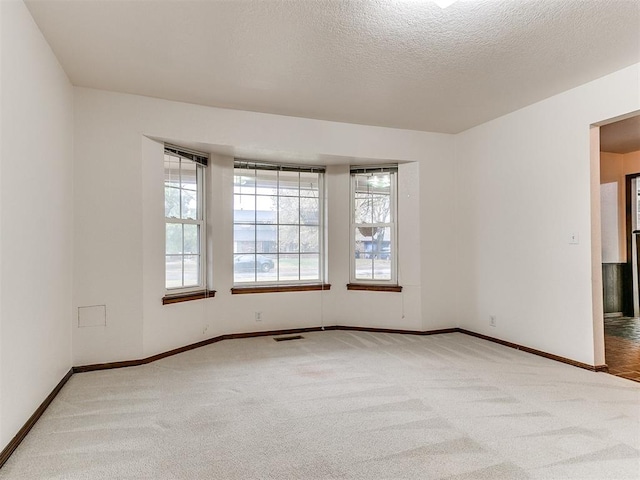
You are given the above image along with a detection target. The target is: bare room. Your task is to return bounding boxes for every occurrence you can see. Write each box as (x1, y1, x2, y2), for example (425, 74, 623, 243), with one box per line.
(1, 0, 639, 478)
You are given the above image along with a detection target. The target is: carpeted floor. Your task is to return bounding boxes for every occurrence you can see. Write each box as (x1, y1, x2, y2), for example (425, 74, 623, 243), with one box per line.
(1, 331, 639, 479)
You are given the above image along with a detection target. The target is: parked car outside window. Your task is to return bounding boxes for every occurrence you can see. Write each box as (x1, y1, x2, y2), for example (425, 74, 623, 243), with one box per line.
(234, 254, 274, 272)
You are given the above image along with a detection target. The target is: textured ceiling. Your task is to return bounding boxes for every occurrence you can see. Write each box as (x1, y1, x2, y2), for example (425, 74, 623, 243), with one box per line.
(25, 0, 640, 133)
(601, 115, 640, 154)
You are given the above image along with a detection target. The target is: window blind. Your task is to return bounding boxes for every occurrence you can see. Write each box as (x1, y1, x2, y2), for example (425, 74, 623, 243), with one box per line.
(165, 144, 208, 167)
(350, 165, 398, 174)
(234, 159, 325, 173)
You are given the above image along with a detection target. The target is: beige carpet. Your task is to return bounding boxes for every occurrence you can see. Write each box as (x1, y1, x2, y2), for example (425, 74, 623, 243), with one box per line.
(1, 331, 639, 479)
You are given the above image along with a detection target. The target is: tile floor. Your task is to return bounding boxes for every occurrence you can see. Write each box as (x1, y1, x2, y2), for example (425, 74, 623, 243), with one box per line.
(604, 316, 640, 382)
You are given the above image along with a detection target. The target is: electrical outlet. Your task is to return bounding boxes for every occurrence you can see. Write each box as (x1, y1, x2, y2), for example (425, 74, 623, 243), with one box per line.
(489, 315, 496, 327)
(569, 233, 579, 245)
(255, 311, 262, 322)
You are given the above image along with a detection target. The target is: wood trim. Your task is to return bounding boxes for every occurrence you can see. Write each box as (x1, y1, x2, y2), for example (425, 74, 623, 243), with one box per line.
(162, 289, 216, 305)
(346, 283, 403, 292)
(73, 359, 145, 373)
(231, 284, 331, 294)
(74, 326, 333, 373)
(140, 327, 328, 364)
(220, 326, 335, 340)
(75, 326, 608, 374)
(458, 329, 608, 372)
(0, 368, 73, 469)
(73, 325, 456, 373)
(336, 325, 457, 335)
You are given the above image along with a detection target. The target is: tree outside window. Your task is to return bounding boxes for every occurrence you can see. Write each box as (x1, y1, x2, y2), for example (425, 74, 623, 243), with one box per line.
(351, 168, 397, 283)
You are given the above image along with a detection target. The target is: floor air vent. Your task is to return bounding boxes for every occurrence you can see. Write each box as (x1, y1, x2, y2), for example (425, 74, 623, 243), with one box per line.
(274, 335, 303, 342)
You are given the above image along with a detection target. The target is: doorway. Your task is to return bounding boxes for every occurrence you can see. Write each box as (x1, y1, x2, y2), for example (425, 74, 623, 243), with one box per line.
(599, 114, 640, 382)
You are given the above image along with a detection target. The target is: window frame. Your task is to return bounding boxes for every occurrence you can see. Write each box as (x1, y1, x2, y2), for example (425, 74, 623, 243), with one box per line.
(349, 166, 398, 286)
(232, 160, 326, 287)
(164, 147, 208, 295)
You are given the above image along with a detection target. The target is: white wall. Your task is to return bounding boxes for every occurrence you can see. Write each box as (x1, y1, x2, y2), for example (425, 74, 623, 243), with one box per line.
(599, 149, 640, 263)
(599, 151, 625, 262)
(0, 0, 73, 449)
(600, 181, 620, 263)
(456, 63, 640, 366)
(74, 63, 639, 368)
(74, 88, 457, 364)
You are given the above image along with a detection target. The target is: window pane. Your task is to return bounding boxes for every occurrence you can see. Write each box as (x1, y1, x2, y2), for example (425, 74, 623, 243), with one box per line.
(256, 225, 277, 253)
(371, 194, 391, 223)
(355, 256, 373, 280)
(164, 155, 180, 187)
(354, 196, 372, 224)
(165, 186, 181, 218)
(354, 174, 370, 194)
(278, 254, 299, 282)
(166, 224, 183, 254)
(180, 160, 198, 191)
(279, 196, 299, 224)
(369, 226, 391, 280)
(300, 254, 320, 280)
(234, 194, 255, 223)
(355, 227, 366, 260)
(183, 224, 199, 254)
(234, 171, 255, 194)
(355, 225, 378, 251)
(369, 226, 391, 260)
(181, 189, 198, 220)
(256, 196, 278, 224)
(300, 197, 319, 225)
(256, 254, 277, 282)
(165, 255, 183, 288)
(256, 170, 278, 195)
(368, 173, 391, 194)
(354, 223, 391, 268)
(354, 224, 391, 279)
(183, 255, 200, 286)
(300, 226, 319, 253)
(278, 170, 299, 197)
(181, 161, 197, 191)
(279, 225, 299, 252)
(373, 256, 391, 281)
(234, 254, 257, 283)
(300, 172, 319, 197)
(234, 225, 255, 253)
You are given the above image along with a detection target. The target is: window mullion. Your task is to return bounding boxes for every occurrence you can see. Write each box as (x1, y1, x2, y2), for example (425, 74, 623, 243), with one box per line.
(354, 222, 391, 229)
(275, 170, 279, 283)
(254, 167, 258, 283)
(181, 224, 185, 287)
(178, 159, 183, 221)
(297, 192, 301, 281)
(166, 218, 200, 225)
(198, 165, 204, 288)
